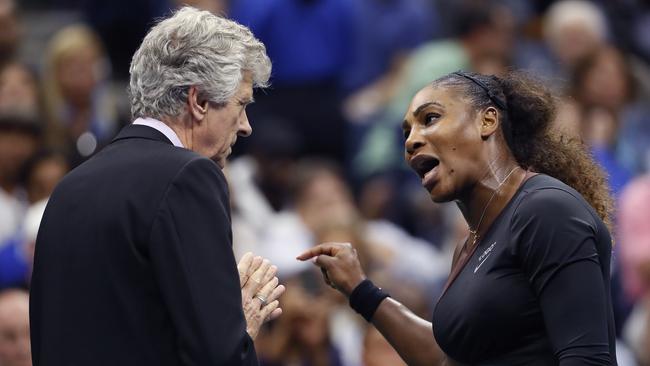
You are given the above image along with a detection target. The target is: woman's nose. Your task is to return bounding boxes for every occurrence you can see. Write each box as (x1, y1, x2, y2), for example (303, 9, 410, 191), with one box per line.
(405, 130, 425, 155)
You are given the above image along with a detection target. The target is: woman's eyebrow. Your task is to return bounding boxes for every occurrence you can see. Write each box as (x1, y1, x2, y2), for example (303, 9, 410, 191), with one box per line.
(402, 120, 410, 131)
(413, 101, 444, 117)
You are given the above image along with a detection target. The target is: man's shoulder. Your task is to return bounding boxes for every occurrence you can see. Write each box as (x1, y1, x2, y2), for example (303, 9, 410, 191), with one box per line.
(87, 138, 204, 177)
(56, 138, 221, 202)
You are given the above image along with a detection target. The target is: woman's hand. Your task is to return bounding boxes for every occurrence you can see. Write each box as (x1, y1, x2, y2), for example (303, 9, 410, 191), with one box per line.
(237, 252, 285, 339)
(296, 242, 366, 297)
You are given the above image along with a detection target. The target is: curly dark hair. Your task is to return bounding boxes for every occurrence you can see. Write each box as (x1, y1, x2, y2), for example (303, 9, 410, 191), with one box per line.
(433, 70, 613, 229)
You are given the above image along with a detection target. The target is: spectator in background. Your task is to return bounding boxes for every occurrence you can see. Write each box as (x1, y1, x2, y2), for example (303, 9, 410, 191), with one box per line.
(233, 159, 361, 276)
(231, 0, 353, 162)
(0, 0, 19, 64)
(620, 176, 650, 364)
(0, 289, 30, 366)
(0, 114, 40, 247)
(0, 200, 47, 289)
(568, 45, 650, 191)
(232, 159, 445, 288)
(229, 117, 302, 215)
(20, 150, 68, 204)
(341, 0, 436, 168)
(543, 0, 608, 73)
(0, 150, 62, 290)
(42, 24, 118, 166)
(0, 150, 63, 290)
(255, 270, 344, 366)
(0, 61, 40, 119)
(596, 0, 650, 71)
(619, 175, 650, 304)
(543, 0, 650, 99)
(77, 0, 172, 80)
(341, 0, 434, 96)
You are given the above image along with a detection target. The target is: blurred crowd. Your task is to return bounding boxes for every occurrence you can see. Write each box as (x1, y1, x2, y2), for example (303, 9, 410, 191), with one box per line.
(0, 0, 650, 365)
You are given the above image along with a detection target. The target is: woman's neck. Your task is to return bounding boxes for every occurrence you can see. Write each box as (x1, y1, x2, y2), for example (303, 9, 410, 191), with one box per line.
(457, 162, 526, 241)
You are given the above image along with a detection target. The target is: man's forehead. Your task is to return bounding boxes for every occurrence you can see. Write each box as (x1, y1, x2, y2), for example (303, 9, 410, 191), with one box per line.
(236, 73, 254, 99)
(237, 87, 253, 102)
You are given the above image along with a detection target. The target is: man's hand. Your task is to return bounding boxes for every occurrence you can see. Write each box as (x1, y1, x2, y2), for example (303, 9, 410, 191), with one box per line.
(237, 252, 285, 339)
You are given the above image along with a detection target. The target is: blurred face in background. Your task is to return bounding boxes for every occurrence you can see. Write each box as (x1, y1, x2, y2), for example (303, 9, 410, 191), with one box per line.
(474, 6, 515, 63)
(578, 47, 631, 112)
(56, 46, 101, 107)
(26, 154, 69, 203)
(296, 169, 357, 232)
(0, 291, 31, 366)
(548, 23, 602, 67)
(0, 128, 37, 190)
(0, 62, 39, 116)
(282, 274, 333, 349)
(544, 1, 607, 68)
(0, 0, 19, 62)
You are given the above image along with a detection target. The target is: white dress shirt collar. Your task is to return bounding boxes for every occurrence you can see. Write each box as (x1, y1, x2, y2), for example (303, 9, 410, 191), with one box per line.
(132, 117, 184, 148)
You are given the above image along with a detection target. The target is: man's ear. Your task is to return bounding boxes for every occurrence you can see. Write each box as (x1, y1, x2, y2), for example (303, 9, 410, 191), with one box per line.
(188, 86, 208, 121)
(479, 107, 500, 140)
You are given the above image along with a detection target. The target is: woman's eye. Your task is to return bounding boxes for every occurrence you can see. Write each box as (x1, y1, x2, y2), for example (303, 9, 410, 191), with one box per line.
(424, 113, 440, 125)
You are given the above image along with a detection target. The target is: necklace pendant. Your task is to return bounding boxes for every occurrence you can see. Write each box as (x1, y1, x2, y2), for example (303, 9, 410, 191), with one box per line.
(469, 234, 478, 249)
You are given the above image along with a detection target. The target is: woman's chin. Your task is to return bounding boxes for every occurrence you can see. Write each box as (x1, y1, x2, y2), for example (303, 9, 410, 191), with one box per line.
(428, 189, 454, 203)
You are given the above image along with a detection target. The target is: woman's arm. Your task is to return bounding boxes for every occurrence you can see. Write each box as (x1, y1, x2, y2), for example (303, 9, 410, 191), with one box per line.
(512, 189, 614, 365)
(372, 297, 446, 365)
(297, 243, 445, 366)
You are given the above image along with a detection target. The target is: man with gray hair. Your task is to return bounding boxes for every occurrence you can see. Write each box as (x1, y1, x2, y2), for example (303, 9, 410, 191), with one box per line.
(30, 7, 282, 365)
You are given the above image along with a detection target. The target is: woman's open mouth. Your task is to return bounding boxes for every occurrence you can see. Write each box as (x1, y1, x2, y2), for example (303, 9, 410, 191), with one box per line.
(409, 154, 440, 191)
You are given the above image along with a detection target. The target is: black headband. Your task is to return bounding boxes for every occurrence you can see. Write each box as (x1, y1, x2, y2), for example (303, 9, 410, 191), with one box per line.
(452, 71, 507, 110)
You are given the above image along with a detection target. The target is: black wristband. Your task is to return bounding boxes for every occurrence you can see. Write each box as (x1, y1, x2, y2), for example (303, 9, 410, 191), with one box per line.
(349, 279, 390, 322)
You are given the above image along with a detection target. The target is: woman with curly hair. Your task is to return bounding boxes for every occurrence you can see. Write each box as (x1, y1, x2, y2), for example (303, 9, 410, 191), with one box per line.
(299, 71, 616, 365)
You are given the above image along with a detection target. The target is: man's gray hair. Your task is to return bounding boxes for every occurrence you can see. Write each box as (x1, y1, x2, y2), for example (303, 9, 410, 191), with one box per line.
(129, 6, 271, 119)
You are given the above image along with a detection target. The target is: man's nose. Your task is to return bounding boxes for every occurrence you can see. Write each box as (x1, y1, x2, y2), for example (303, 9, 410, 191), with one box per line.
(239, 113, 252, 137)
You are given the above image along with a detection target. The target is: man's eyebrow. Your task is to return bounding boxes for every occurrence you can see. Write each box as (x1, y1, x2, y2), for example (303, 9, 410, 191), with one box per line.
(412, 101, 444, 117)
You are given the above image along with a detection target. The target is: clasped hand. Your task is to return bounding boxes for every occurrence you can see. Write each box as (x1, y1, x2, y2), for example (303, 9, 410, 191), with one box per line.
(237, 252, 285, 339)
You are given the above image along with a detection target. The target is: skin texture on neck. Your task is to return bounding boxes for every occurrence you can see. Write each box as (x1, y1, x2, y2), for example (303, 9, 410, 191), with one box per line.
(456, 159, 525, 241)
(164, 112, 194, 149)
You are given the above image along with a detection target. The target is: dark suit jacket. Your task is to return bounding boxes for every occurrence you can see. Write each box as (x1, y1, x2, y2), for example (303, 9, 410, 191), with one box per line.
(30, 125, 257, 365)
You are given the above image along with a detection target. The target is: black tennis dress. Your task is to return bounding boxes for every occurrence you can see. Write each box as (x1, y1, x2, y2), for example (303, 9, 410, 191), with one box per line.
(433, 174, 617, 365)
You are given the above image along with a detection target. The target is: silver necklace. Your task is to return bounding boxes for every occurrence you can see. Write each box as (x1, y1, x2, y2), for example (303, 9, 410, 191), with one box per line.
(468, 166, 519, 248)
